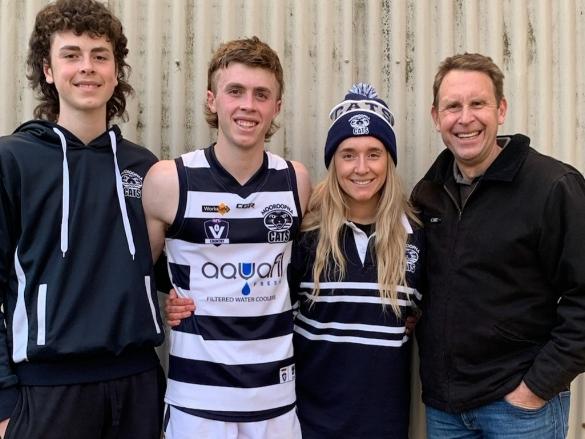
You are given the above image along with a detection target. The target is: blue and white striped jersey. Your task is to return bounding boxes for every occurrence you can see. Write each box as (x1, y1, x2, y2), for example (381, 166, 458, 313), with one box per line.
(164, 145, 301, 422)
(291, 220, 424, 438)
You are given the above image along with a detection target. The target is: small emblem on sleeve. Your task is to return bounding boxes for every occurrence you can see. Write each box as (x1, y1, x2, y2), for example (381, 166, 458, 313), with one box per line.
(405, 244, 420, 273)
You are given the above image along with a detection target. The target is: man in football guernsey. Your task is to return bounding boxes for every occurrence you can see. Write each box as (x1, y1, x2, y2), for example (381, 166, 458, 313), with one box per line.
(143, 37, 310, 439)
(289, 83, 424, 438)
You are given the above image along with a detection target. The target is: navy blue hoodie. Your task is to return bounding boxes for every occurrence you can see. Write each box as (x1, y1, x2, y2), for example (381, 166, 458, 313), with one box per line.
(0, 121, 164, 419)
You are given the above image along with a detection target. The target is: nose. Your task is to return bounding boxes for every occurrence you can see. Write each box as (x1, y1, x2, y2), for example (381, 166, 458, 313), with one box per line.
(458, 105, 475, 124)
(79, 55, 95, 73)
(239, 91, 255, 111)
(355, 155, 369, 174)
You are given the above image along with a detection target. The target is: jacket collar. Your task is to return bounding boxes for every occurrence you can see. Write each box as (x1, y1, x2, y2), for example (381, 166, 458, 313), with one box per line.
(422, 133, 531, 185)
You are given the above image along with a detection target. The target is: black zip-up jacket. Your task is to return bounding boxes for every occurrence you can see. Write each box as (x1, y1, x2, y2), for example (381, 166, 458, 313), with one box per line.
(0, 121, 165, 419)
(411, 134, 585, 413)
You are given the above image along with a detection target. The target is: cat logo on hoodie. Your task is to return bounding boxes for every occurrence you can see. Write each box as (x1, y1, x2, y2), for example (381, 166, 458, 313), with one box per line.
(121, 169, 143, 198)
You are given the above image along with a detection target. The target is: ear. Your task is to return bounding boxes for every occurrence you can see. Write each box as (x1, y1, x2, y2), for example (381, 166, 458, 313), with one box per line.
(431, 106, 440, 131)
(206, 90, 217, 113)
(497, 97, 508, 125)
(43, 61, 54, 84)
(274, 99, 282, 116)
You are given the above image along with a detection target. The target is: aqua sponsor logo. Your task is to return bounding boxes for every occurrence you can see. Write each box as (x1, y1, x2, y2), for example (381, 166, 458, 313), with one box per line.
(201, 252, 284, 296)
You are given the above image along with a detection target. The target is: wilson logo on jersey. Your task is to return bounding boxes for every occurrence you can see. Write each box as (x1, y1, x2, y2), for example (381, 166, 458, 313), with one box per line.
(204, 219, 230, 245)
(121, 169, 143, 198)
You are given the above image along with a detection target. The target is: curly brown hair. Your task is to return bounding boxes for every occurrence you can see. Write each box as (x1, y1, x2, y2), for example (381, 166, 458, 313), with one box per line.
(27, 0, 133, 123)
(205, 36, 284, 141)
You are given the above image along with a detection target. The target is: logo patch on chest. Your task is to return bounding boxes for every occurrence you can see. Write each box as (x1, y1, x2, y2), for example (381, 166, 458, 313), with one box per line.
(204, 219, 230, 245)
(121, 170, 143, 198)
(262, 204, 294, 243)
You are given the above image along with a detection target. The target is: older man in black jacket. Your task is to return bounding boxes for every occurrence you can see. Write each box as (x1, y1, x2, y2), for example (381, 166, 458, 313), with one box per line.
(411, 53, 585, 438)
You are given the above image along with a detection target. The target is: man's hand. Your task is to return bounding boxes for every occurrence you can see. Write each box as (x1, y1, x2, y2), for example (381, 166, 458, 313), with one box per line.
(165, 289, 195, 327)
(0, 418, 10, 437)
(405, 314, 419, 336)
(505, 380, 546, 410)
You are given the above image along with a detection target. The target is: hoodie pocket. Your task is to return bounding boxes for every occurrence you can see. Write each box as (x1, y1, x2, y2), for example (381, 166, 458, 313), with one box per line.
(36, 284, 47, 345)
(144, 276, 161, 334)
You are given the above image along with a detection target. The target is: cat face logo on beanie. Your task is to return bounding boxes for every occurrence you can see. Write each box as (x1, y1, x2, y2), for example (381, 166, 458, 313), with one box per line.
(349, 114, 370, 135)
(323, 83, 398, 167)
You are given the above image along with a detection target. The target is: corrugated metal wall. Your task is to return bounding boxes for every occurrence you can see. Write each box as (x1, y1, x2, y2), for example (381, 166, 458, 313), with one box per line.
(1, 1, 583, 437)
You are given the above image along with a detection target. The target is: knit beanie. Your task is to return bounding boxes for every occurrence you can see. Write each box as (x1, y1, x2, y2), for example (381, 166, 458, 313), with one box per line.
(324, 83, 396, 167)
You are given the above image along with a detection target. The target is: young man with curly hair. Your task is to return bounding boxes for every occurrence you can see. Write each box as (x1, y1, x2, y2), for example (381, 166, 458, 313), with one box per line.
(0, 1, 165, 437)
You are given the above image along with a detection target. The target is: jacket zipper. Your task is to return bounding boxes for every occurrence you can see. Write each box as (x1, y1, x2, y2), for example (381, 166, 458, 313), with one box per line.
(440, 180, 480, 407)
(443, 181, 481, 219)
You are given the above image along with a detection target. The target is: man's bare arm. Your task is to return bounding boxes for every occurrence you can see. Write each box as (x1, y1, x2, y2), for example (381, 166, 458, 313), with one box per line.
(142, 160, 179, 262)
(292, 160, 311, 215)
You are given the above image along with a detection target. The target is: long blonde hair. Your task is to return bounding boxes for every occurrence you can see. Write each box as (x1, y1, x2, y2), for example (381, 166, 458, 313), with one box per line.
(302, 155, 419, 316)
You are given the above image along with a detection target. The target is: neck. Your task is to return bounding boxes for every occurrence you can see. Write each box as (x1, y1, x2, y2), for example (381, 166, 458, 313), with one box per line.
(57, 109, 108, 145)
(214, 136, 265, 185)
(457, 143, 502, 180)
(347, 198, 378, 225)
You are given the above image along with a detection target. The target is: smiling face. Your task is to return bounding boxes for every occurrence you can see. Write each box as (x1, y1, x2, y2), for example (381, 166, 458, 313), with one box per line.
(432, 69, 507, 178)
(206, 62, 281, 152)
(43, 30, 118, 124)
(334, 136, 388, 221)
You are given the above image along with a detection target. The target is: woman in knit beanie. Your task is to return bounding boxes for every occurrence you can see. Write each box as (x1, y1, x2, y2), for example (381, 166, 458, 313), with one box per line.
(290, 83, 425, 438)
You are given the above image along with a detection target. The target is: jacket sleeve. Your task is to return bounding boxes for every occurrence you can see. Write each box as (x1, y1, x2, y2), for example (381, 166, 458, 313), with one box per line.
(523, 171, 585, 400)
(0, 157, 20, 420)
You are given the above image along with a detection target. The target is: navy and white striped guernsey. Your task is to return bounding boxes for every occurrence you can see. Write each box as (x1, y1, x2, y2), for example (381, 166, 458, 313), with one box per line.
(291, 219, 424, 438)
(164, 144, 301, 422)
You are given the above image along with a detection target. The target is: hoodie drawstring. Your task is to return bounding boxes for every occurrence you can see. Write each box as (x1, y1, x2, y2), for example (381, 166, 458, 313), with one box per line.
(53, 127, 136, 260)
(109, 131, 136, 260)
(53, 128, 70, 257)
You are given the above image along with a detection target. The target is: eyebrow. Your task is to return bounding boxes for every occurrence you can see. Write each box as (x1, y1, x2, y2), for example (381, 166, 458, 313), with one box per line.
(224, 82, 272, 94)
(58, 45, 112, 54)
(338, 146, 385, 153)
